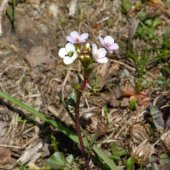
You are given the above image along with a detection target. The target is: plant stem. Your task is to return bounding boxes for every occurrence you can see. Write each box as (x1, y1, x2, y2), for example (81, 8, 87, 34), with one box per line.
(75, 72, 90, 170)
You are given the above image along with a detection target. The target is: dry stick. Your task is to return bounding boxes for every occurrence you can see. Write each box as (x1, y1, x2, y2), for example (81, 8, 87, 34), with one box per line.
(74, 73, 90, 170)
(0, 0, 9, 36)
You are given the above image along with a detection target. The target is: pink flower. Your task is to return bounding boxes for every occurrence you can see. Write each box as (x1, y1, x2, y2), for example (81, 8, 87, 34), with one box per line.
(66, 31, 89, 44)
(92, 43, 108, 63)
(99, 36, 119, 53)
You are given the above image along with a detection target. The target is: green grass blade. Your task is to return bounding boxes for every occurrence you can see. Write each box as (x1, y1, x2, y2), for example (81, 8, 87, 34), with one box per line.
(0, 91, 79, 143)
(92, 145, 119, 170)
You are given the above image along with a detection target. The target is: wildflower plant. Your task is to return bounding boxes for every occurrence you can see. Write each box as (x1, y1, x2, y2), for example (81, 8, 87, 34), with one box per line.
(58, 31, 119, 169)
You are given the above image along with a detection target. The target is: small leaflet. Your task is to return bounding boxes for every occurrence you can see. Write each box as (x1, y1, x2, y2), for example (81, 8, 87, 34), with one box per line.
(149, 106, 164, 132)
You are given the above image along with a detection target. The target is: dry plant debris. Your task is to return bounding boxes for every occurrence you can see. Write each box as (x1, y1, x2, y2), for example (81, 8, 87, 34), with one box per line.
(0, 0, 169, 169)
(0, 146, 16, 169)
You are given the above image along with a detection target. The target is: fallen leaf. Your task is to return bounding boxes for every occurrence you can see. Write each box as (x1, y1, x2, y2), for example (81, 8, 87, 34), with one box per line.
(147, 0, 165, 8)
(0, 147, 16, 169)
(150, 0, 162, 4)
(121, 87, 136, 97)
(136, 91, 151, 106)
(121, 87, 150, 106)
(121, 98, 129, 108)
(109, 96, 120, 108)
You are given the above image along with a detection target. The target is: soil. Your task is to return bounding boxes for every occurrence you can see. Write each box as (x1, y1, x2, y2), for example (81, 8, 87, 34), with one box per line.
(0, 0, 170, 169)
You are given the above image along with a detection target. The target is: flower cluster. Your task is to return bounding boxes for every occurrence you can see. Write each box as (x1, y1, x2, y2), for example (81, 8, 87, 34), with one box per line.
(58, 31, 119, 65)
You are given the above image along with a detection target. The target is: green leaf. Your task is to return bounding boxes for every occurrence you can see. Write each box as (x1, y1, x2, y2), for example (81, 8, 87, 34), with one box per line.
(6, 0, 16, 21)
(147, 155, 160, 170)
(51, 135, 58, 151)
(149, 106, 164, 132)
(121, 0, 132, 14)
(161, 65, 170, 77)
(72, 82, 80, 90)
(145, 19, 153, 27)
(149, 155, 157, 162)
(102, 105, 109, 123)
(129, 96, 137, 111)
(41, 164, 52, 170)
(58, 92, 75, 122)
(47, 152, 66, 169)
(152, 18, 161, 28)
(146, 163, 159, 170)
(66, 155, 74, 164)
(92, 145, 119, 170)
(160, 153, 170, 167)
(6, 8, 13, 20)
(66, 90, 77, 106)
(138, 10, 147, 21)
(103, 105, 109, 114)
(111, 143, 127, 160)
(19, 163, 27, 170)
(125, 157, 136, 170)
(41, 164, 51, 170)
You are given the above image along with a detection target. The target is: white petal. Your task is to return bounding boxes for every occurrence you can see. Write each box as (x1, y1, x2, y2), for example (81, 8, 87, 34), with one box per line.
(63, 57, 74, 65)
(65, 43, 76, 51)
(71, 52, 78, 60)
(99, 37, 105, 46)
(92, 43, 97, 55)
(80, 33, 89, 42)
(63, 52, 78, 65)
(70, 31, 80, 39)
(96, 57, 108, 63)
(66, 36, 75, 43)
(104, 36, 114, 44)
(109, 43, 119, 50)
(97, 48, 107, 58)
(58, 48, 67, 58)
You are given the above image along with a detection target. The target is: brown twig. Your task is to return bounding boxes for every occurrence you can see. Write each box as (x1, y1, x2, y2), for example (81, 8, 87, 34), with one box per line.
(74, 72, 90, 170)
